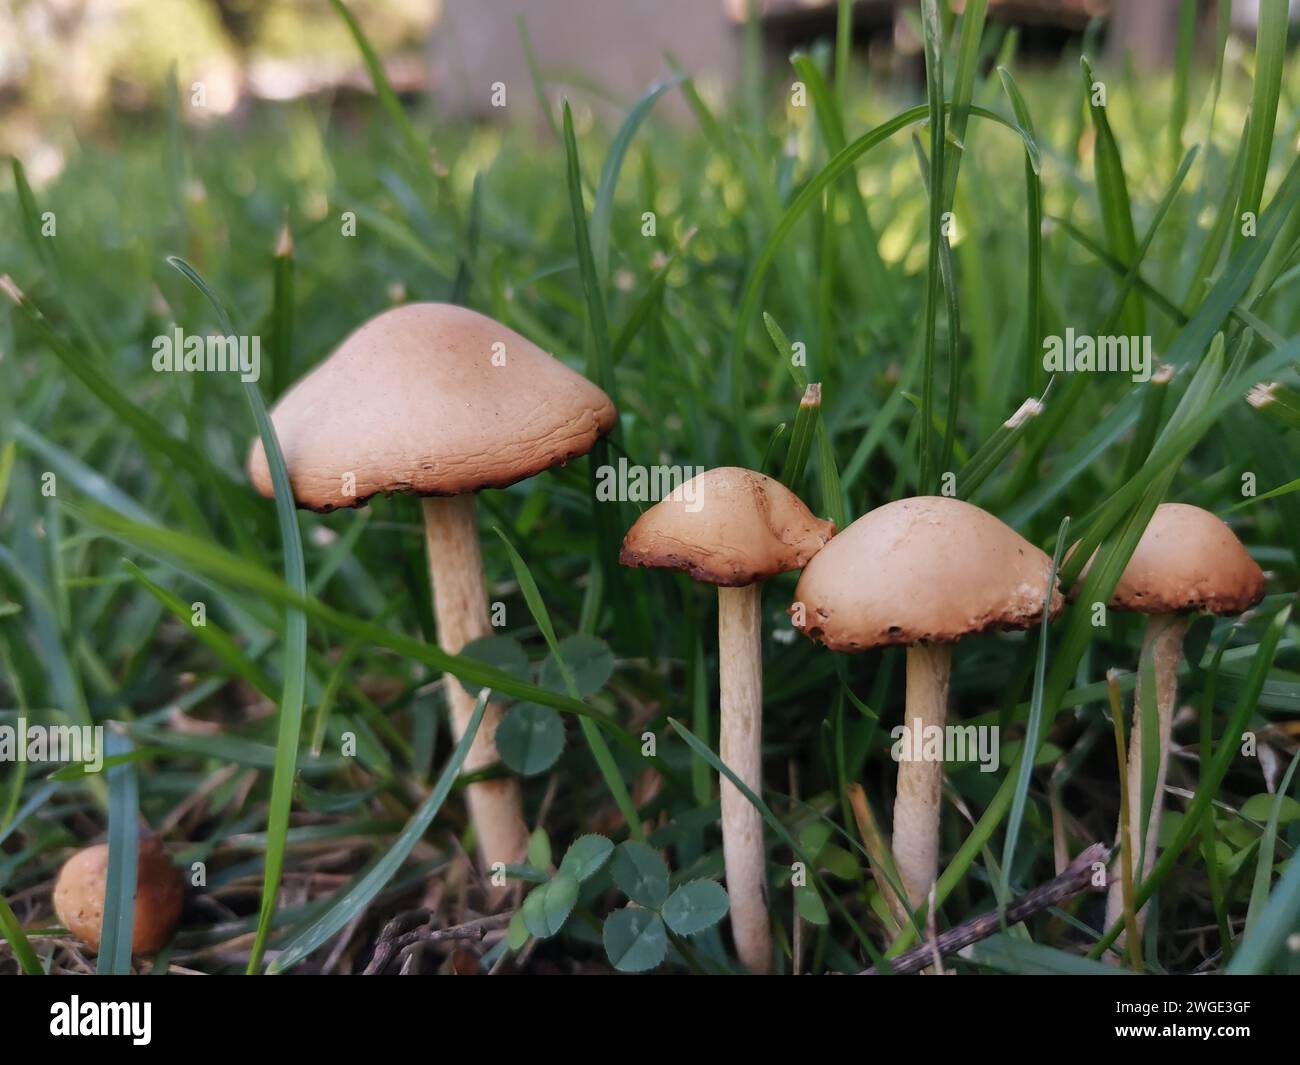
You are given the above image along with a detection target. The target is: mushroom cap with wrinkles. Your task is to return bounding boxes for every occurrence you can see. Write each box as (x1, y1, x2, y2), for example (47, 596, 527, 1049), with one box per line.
(247, 303, 617, 511)
(1076, 503, 1265, 615)
(790, 496, 1062, 652)
(619, 467, 835, 587)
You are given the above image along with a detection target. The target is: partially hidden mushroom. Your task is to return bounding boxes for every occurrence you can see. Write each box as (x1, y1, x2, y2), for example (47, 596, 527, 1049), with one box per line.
(248, 302, 617, 869)
(53, 835, 184, 955)
(620, 466, 835, 974)
(790, 496, 1063, 915)
(1074, 503, 1265, 946)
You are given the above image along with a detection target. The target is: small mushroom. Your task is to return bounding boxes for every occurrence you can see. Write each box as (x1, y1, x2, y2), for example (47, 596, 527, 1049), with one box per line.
(249, 303, 616, 868)
(790, 496, 1062, 914)
(620, 467, 835, 974)
(53, 836, 184, 955)
(1074, 503, 1265, 944)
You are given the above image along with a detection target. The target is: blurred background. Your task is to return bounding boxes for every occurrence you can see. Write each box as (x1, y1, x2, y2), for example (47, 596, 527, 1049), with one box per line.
(2, 0, 1299, 978)
(4, 0, 1298, 179)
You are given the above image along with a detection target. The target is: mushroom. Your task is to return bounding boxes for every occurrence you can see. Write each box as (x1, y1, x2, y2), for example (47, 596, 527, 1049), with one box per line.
(1075, 503, 1265, 944)
(790, 496, 1063, 914)
(620, 467, 835, 974)
(248, 303, 617, 868)
(53, 836, 184, 955)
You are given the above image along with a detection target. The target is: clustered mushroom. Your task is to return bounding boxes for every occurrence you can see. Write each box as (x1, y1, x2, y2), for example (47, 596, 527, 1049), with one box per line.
(620, 466, 835, 974)
(240, 299, 1269, 976)
(1073, 503, 1265, 945)
(249, 302, 617, 869)
(790, 496, 1063, 913)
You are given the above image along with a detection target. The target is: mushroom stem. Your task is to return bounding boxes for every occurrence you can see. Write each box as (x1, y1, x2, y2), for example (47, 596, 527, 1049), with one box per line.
(421, 495, 529, 869)
(894, 642, 953, 911)
(717, 583, 772, 975)
(1105, 613, 1188, 947)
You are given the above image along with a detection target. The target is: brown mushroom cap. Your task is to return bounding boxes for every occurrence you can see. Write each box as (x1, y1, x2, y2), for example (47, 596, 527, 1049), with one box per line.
(790, 496, 1063, 651)
(247, 303, 617, 511)
(1076, 503, 1265, 615)
(52, 837, 184, 955)
(619, 467, 835, 586)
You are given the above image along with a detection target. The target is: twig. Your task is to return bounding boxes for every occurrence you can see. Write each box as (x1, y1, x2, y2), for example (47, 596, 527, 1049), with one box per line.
(364, 908, 434, 975)
(364, 911, 515, 975)
(861, 842, 1110, 975)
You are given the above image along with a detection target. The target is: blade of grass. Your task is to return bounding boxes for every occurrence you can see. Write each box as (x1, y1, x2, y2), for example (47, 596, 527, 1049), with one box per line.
(1169, 0, 1196, 169)
(781, 384, 821, 489)
(1245, 382, 1300, 431)
(266, 692, 488, 973)
(690, 633, 711, 808)
(591, 77, 682, 289)
(0, 440, 13, 512)
(2, 282, 242, 506)
(9, 159, 105, 360)
(562, 101, 614, 396)
(494, 526, 644, 841)
(1092, 598, 1294, 960)
(611, 226, 696, 358)
(1107, 671, 1141, 970)
(1197, 628, 1236, 961)
(956, 387, 1049, 499)
(995, 67, 1043, 396)
(910, 132, 962, 480)
(1227, 815, 1300, 974)
(669, 716, 882, 965)
(516, 15, 561, 141)
(166, 256, 309, 975)
(0, 894, 41, 975)
(997, 517, 1069, 907)
(834, 0, 852, 109)
(763, 314, 847, 525)
(1080, 56, 1143, 338)
(1007, 154, 1300, 527)
(561, 100, 624, 649)
(916, 0, 947, 493)
(12, 421, 155, 526)
(1244, 748, 1300, 933)
(64, 502, 655, 751)
(1117, 146, 1202, 479)
(450, 171, 483, 306)
(327, 0, 446, 205)
(941, 0, 988, 210)
(97, 729, 139, 975)
(1186, 120, 1249, 304)
(268, 221, 294, 399)
(122, 560, 275, 700)
(1233, 0, 1288, 252)
(1228, 474, 1300, 510)
(966, 935, 1134, 976)
(789, 53, 899, 339)
(732, 103, 1039, 427)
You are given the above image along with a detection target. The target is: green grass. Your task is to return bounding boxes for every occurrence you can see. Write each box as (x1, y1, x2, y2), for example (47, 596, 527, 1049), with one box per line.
(0, 4, 1298, 975)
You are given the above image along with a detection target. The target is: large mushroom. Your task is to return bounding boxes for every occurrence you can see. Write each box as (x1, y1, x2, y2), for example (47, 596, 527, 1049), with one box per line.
(620, 466, 835, 974)
(790, 496, 1063, 915)
(1076, 503, 1265, 945)
(248, 303, 616, 869)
